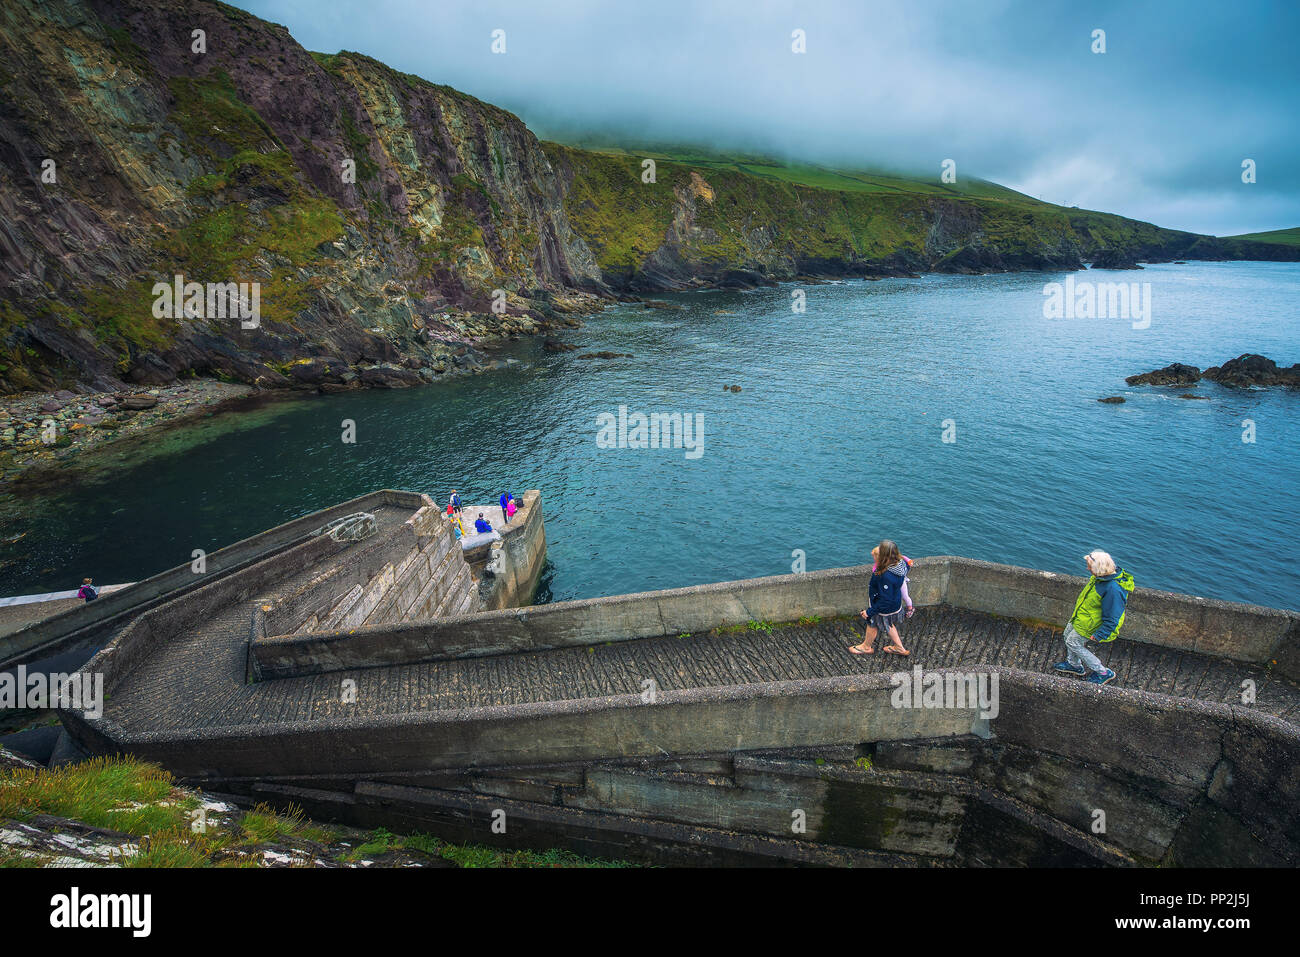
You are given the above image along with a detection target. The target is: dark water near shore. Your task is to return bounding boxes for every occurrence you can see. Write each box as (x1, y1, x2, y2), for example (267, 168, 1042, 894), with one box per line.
(2, 262, 1298, 610)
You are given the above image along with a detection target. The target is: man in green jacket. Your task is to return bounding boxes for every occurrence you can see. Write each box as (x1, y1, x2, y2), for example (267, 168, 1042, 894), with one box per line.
(1052, 550, 1135, 685)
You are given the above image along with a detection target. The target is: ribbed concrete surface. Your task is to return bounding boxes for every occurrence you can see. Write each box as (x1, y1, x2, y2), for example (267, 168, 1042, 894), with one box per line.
(101, 551, 1300, 735)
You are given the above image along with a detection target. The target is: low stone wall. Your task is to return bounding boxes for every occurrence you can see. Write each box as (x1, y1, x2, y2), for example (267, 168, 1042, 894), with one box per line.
(941, 557, 1299, 671)
(253, 559, 873, 677)
(250, 556, 1300, 680)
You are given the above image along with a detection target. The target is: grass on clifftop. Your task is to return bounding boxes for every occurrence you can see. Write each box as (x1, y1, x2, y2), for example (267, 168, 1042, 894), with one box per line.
(1225, 226, 1300, 247)
(543, 139, 1200, 277)
(0, 756, 633, 868)
(552, 141, 1048, 204)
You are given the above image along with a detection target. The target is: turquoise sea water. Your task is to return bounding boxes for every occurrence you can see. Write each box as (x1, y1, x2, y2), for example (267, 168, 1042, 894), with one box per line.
(2, 262, 1297, 609)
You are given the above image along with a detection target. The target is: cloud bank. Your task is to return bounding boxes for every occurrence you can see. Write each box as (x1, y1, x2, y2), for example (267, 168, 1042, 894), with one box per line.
(233, 0, 1300, 236)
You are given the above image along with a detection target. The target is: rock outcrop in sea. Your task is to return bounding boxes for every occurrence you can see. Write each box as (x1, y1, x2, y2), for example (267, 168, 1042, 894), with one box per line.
(1125, 363, 1204, 386)
(1203, 354, 1300, 388)
(1126, 355, 1300, 389)
(1090, 248, 1144, 269)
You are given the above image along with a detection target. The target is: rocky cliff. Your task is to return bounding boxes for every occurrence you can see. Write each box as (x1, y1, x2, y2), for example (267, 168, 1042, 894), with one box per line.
(1, 0, 1296, 395)
(0, 0, 604, 394)
(545, 144, 1300, 291)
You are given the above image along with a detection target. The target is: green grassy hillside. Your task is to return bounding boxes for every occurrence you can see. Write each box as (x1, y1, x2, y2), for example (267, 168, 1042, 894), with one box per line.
(543, 141, 1198, 286)
(561, 142, 1051, 205)
(1225, 227, 1300, 247)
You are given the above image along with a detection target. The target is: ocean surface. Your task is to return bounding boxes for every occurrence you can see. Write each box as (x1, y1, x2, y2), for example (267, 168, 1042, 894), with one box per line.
(2, 262, 1297, 610)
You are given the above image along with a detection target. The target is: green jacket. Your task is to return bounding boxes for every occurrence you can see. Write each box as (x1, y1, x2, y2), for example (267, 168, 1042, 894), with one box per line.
(1070, 569, 1135, 642)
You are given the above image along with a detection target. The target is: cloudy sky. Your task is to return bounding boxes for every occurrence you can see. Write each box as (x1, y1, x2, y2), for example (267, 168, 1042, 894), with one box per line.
(233, 0, 1299, 237)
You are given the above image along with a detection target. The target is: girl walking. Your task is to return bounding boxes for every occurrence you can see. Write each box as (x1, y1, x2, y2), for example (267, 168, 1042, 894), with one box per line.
(850, 540, 911, 656)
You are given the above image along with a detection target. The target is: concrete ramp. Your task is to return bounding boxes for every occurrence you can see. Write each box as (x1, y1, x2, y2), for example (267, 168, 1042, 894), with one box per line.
(53, 532, 1300, 865)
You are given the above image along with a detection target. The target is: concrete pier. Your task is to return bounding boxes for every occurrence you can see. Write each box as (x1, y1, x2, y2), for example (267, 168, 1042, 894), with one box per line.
(30, 489, 1297, 865)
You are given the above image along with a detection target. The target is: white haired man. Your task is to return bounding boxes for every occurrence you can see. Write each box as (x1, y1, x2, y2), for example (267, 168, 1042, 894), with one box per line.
(1051, 550, 1135, 686)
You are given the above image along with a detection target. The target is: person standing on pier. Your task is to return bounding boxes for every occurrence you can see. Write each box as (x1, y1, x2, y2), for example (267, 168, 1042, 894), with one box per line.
(850, 540, 910, 656)
(499, 491, 512, 524)
(449, 489, 463, 515)
(1051, 550, 1134, 686)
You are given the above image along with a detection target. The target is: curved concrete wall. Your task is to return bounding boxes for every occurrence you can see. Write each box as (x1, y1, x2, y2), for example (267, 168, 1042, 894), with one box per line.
(251, 556, 1300, 680)
(56, 547, 1300, 866)
(0, 489, 428, 669)
(257, 496, 478, 648)
(64, 667, 1300, 865)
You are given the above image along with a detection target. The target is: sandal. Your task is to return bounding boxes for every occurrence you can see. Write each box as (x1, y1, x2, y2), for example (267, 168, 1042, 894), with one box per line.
(883, 646, 910, 656)
(849, 643, 874, 655)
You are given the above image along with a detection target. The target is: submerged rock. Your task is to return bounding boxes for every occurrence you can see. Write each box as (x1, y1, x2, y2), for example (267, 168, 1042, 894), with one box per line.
(576, 352, 633, 360)
(1097, 396, 1126, 403)
(358, 365, 424, 388)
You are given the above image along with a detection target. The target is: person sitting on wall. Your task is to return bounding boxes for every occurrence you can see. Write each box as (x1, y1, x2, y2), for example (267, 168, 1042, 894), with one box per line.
(1051, 550, 1134, 686)
(77, 577, 99, 602)
(474, 513, 493, 534)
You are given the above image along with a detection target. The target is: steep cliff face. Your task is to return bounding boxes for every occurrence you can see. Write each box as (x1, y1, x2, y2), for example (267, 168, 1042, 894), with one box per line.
(544, 144, 1097, 290)
(0, 0, 603, 393)
(1, 0, 1294, 395)
(544, 145, 1300, 291)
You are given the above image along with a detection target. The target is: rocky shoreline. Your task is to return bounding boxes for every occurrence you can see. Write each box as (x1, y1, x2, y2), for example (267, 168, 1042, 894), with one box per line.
(0, 295, 609, 492)
(0, 380, 258, 492)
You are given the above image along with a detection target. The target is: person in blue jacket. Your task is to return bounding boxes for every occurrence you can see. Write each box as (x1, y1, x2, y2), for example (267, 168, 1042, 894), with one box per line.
(474, 513, 493, 534)
(849, 540, 910, 656)
(499, 491, 512, 524)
